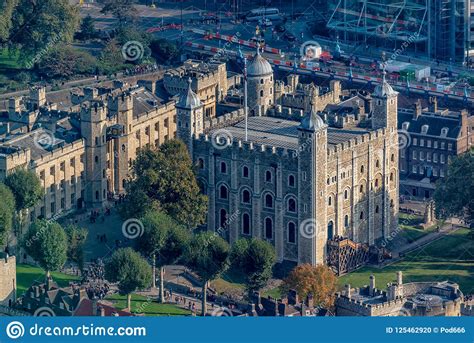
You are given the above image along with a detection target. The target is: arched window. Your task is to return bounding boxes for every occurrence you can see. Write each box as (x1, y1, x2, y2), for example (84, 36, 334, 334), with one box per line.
(360, 211, 364, 220)
(327, 221, 334, 240)
(95, 191, 99, 200)
(287, 198, 296, 213)
(344, 189, 349, 199)
(197, 158, 204, 169)
(242, 213, 250, 235)
(265, 170, 272, 182)
(328, 196, 332, 206)
(219, 185, 228, 199)
(242, 166, 249, 178)
(344, 215, 349, 227)
(220, 209, 227, 228)
(288, 222, 296, 243)
(375, 179, 379, 188)
(360, 184, 364, 194)
(265, 218, 273, 239)
(390, 173, 394, 182)
(242, 189, 251, 204)
(260, 78, 264, 84)
(391, 154, 395, 162)
(390, 199, 394, 207)
(260, 90, 264, 97)
(288, 174, 295, 187)
(375, 205, 379, 214)
(360, 165, 364, 173)
(264, 194, 274, 208)
(95, 156, 99, 163)
(376, 160, 380, 168)
(220, 161, 227, 174)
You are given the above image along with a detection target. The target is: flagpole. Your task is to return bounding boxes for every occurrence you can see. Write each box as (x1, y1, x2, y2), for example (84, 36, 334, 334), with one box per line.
(244, 55, 248, 142)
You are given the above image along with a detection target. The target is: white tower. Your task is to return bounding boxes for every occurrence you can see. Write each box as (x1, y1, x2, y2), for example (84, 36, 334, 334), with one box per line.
(246, 48, 274, 116)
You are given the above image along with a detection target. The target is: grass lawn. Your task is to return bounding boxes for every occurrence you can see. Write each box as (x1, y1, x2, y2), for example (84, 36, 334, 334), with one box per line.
(339, 228, 474, 294)
(211, 269, 245, 296)
(397, 213, 438, 243)
(105, 293, 191, 316)
(0, 48, 21, 70)
(16, 264, 80, 297)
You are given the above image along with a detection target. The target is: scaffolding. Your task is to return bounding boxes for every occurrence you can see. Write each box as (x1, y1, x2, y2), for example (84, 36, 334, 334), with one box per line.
(326, 0, 471, 62)
(327, 0, 429, 53)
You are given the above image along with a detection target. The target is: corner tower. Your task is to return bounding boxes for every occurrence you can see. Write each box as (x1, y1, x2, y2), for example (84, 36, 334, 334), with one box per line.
(246, 48, 274, 116)
(372, 71, 398, 131)
(176, 78, 204, 156)
(297, 109, 328, 265)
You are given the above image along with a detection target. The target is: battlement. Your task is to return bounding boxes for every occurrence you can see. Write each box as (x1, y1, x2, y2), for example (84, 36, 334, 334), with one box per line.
(327, 127, 388, 156)
(461, 303, 474, 316)
(203, 108, 245, 130)
(31, 139, 85, 166)
(196, 133, 298, 158)
(134, 100, 176, 125)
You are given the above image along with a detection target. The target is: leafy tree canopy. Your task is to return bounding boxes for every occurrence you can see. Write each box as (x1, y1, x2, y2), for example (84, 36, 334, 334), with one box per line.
(5, 169, 43, 212)
(65, 225, 88, 270)
(230, 238, 276, 296)
(22, 220, 68, 274)
(434, 150, 474, 227)
(0, 183, 15, 247)
(281, 264, 337, 310)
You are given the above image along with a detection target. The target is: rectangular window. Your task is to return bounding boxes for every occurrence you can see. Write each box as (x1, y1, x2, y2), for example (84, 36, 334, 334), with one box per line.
(420, 139, 424, 147)
(412, 165, 417, 174)
(427, 140, 431, 148)
(413, 138, 418, 146)
(440, 154, 445, 164)
(419, 151, 425, 161)
(434, 141, 438, 149)
(448, 143, 453, 150)
(412, 150, 417, 160)
(441, 142, 445, 149)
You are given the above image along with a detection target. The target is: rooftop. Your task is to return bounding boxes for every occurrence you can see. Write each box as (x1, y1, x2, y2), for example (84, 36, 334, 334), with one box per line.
(208, 116, 369, 150)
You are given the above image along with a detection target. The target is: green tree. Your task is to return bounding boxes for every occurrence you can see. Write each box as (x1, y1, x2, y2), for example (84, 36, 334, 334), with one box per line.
(0, 183, 15, 247)
(37, 46, 96, 79)
(5, 169, 43, 234)
(9, 0, 80, 63)
(104, 248, 152, 310)
(100, 0, 137, 25)
(230, 238, 276, 298)
(0, 0, 17, 45)
(434, 150, 474, 229)
(79, 14, 97, 40)
(150, 39, 179, 64)
(138, 211, 190, 303)
(98, 39, 127, 75)
(121, 140, 208, 229)
(65, 225, 88, 271)
(184, 232, 229, 315)
(22, 220, 68, 277)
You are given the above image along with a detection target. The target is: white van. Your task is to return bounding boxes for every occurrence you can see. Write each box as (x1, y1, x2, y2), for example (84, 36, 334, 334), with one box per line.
(245, 8, 281, 22)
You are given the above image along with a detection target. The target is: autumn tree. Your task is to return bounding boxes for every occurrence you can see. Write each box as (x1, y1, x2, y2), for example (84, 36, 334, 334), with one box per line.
(230, 238, 276, 298)
(281, 264, 337, 310)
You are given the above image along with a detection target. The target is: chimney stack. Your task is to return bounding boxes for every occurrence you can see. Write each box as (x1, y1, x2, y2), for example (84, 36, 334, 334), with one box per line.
(413, 100, 422, 119)
(369, 275, 376, 296)
(429, 96, 438, 113)
(345, 284, 352, 298)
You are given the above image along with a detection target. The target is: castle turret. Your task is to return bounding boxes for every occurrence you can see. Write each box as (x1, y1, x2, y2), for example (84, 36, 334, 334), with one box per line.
(108, 92, 134, 194)
(297, 108, 328, 264)
(80, 101, 108, 208)
(372, 70, 398, 131)
(176, 78, 204, 156)
(246, 49, 274, 116)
